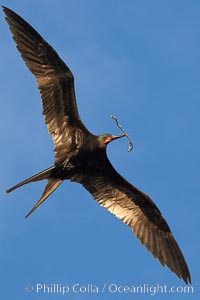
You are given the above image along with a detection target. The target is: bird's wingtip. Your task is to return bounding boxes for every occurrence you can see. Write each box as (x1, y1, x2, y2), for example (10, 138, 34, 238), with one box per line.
(184, 274, 192, 285)
(2, 6, 9, 13)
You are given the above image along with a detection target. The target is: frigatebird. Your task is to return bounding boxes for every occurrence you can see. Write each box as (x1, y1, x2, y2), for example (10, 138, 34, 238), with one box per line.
(3, 6, 191, 284)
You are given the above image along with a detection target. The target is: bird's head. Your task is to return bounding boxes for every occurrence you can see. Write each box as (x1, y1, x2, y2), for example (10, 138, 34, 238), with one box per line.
(97, 133, 126, 149)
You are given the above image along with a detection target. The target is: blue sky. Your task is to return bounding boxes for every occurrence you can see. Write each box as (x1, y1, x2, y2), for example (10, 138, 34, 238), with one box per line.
(0, 0, 199, 299)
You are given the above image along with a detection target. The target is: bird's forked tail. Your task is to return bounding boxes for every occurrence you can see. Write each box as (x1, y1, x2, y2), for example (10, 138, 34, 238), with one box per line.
(25, 178, 63, 218)
(6, 166, 63, 218)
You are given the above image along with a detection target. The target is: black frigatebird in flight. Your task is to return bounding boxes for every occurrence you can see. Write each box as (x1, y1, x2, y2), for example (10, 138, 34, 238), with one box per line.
(3, 6, 191, 284)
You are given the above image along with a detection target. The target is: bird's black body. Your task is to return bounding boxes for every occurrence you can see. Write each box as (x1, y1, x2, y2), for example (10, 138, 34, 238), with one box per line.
(3, 6, 191, 284)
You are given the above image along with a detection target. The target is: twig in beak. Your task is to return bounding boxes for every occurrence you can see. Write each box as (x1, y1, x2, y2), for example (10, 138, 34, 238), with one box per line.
(111, 115, 134, 152)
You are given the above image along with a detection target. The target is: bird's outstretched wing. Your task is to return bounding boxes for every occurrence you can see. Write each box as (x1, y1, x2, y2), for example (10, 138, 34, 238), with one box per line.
(73, 160, 191, 284)
(3, 6, 90, 165)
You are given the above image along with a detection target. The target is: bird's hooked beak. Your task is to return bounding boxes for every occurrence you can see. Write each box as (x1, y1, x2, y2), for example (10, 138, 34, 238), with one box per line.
(104, 133, 126, 144)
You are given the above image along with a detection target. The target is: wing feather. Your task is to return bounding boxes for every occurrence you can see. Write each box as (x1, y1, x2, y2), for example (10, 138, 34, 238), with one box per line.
(3, 6, 90, 165)
(72, 161, 191, 284)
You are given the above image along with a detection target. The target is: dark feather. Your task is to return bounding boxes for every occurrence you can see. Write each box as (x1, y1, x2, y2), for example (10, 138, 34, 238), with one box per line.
(3, 6, 191, 284)
(3, 6, 90, 165)
(71, 155, 191, 284)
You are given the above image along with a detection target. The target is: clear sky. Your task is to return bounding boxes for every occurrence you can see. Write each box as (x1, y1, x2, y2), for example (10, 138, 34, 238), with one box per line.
(0, 0, 199, 299)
